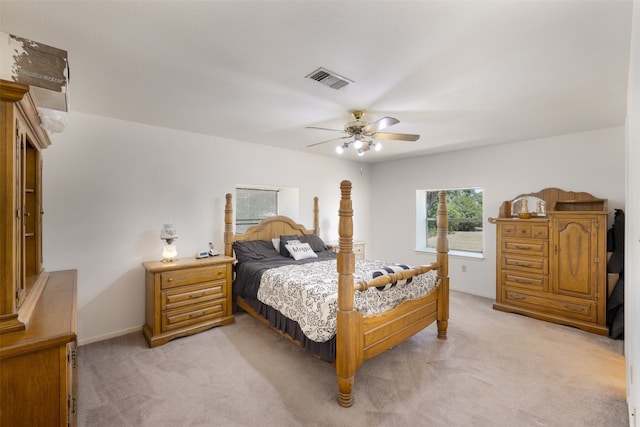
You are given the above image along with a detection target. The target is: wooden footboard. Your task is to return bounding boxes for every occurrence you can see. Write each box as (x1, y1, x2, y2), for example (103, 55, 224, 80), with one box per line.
(336, 181, 449, 407)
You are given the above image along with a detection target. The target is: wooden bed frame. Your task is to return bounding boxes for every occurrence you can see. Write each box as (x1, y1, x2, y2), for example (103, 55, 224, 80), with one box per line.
(224, 180, 449, 407)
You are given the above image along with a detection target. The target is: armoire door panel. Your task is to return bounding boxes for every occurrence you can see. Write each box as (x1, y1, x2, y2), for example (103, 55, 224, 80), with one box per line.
(553, 218, 598, 299)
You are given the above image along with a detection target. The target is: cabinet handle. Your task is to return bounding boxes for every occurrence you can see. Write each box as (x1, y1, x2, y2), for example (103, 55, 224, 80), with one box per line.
(68, 395, 77, 414)
(564, 304, 587, 313)
(189, 292, 205, 299)
(515, 245, 532, 250)
(516, 278, 532, 284)
(189, 312, 205, 319)
(514, 261, 532, 267)
(168, 278, 173, 282)
(509, 293, 526, 300)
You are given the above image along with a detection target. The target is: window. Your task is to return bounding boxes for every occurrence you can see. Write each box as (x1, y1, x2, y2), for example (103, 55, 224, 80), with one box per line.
(236, 188, 278, 233)
(416, 188, 484, 255)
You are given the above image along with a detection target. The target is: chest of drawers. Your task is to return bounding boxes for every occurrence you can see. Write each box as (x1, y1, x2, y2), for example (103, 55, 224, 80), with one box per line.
(142, 256, 235, 347)
(490, 188, 608, 336)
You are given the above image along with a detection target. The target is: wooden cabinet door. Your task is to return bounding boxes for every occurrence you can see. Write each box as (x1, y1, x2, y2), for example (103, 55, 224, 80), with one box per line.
(551, 216, 599, 299)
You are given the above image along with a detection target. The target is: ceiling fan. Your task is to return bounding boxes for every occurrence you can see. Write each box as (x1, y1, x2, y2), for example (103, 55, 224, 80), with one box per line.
(306, 110, 420, 155)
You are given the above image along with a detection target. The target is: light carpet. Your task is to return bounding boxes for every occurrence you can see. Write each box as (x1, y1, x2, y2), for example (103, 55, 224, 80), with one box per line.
(79, 291, 627, 426)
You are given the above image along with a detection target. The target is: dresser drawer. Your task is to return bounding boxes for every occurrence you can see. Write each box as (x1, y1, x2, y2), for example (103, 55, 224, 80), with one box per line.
(160, 265, 227, 289)
(162, 300, 228, 331)
(502, 254, 548, 275)
(502, 238, 548, 256)
(161, 281, 226, 311)
(502, 271, 547, 292)
(515, 224, 548, 239)
(504, 288, 594, 322)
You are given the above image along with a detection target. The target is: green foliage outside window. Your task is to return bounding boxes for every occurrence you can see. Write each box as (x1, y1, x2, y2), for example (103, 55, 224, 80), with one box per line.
(426, 188, 483, 253)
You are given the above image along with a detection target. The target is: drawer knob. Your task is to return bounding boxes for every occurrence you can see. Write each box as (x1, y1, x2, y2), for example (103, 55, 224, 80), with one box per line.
(168, 278, 173, 282)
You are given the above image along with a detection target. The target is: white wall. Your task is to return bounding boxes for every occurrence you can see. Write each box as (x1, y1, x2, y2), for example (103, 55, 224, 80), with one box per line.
(370, 127, 626, 298)
(42, 113, 371, 344)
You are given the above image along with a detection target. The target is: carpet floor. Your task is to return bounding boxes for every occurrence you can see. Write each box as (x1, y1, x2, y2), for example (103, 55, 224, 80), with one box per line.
(78, 291, 627, 426)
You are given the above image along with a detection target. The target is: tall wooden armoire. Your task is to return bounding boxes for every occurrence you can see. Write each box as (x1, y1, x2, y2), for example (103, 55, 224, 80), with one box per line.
(0, 80, 78, 426)
(489, 188, 608, 336)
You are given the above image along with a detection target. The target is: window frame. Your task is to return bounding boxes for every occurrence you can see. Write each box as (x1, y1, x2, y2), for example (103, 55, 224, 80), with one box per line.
(235, 187, 279, 234)
(415, 187, 485, 259)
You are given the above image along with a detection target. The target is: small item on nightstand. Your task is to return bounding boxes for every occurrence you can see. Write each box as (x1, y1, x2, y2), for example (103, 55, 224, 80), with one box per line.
(196, 250, 209, 259)
(208, 242, 220, 256)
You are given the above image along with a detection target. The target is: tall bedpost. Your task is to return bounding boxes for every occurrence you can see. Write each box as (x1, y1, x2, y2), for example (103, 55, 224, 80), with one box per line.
(436, 190, 449, 339)
(313, 196, 319, 235)
(336, 180, 360, 408)
(224, 193, 234, 258)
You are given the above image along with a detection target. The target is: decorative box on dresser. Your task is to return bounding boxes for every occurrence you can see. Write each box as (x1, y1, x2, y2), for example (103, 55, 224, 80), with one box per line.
(1, 80, 78, 426)
(142, 256, 235, 347)
(489, 188, 609, 336)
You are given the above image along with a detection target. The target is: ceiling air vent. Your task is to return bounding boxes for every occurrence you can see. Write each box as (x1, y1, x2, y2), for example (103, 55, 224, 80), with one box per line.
(305, 67, 353, 90)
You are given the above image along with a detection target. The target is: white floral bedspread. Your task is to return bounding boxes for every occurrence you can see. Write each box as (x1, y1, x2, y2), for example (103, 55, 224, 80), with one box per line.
(256, 259, 439, 342)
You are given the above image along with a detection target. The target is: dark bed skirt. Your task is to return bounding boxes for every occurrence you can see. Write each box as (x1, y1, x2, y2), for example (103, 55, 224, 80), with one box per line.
(242, 296, 336, 363)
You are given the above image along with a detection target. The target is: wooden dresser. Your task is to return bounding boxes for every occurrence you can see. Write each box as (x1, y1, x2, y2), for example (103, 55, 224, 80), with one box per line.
(142, 256, 235, 347)
(489, 188, 608, 336)
(1, 80, 78, 426)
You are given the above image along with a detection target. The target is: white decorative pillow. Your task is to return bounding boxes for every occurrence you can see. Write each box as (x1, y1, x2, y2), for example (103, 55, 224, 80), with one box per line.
(284, 242, 318, 261)
(271, 238, 280, 252)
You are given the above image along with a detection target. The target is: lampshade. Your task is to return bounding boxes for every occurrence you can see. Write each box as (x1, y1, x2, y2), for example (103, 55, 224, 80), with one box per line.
(160, 223, 179, 244)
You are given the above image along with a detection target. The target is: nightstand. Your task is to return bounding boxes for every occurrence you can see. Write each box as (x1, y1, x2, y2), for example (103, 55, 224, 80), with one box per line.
(142, 256, 235, 347)
(326, 241, 366, 260)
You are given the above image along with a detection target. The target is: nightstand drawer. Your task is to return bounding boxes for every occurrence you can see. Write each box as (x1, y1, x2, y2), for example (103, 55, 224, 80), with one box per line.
(162, 300, 228, 331)
(162, 281, 226, 311)
(160, 265, 227, 289)
(502, 254, 548, 275)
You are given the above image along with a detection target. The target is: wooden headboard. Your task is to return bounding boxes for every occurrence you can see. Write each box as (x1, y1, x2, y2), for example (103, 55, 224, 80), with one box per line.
(224, 194, 319, 257)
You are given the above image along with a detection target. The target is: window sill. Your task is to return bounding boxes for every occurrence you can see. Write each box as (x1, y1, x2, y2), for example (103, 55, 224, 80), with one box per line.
(415, 247, 484, 260)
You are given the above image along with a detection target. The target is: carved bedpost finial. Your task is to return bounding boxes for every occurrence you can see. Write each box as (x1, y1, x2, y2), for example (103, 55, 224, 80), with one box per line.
(224, 193, 234, 257)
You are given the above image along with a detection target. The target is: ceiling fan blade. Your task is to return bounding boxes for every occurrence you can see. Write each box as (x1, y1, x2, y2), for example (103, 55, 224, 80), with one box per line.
(305, 126, 345, 133)
(363, 116, 399, 133)
(306, 136, 350, 147)
(371, 132, 420, 141)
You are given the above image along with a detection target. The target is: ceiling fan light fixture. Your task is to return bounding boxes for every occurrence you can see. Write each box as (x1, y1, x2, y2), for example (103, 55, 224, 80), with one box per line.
(336, 145, 344, 154)
(353, 135, 363, 149)
(374, 142, 382, 151)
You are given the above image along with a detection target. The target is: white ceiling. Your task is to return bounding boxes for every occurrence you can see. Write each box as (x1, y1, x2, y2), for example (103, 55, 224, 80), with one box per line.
(0, 1, 633, 163)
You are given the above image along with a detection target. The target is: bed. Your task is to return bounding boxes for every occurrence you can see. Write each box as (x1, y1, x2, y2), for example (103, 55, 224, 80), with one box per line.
(223, 180, 449, 407)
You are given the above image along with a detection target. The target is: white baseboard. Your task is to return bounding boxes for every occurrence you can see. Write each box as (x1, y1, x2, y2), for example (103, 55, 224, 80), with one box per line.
(78, 325, 143, 346)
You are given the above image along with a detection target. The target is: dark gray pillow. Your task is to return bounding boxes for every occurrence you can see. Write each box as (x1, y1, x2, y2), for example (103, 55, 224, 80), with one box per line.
(233, 240, 281, 262)
(300, 235, 328, 252)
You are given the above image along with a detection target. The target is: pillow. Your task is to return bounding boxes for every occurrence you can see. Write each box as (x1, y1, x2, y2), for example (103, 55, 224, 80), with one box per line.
(233, 240, 281, 263)
(279, 234, 301, 256)
(299, 234, 328, 252)
(284, 242, 318, 261)
(371, 264, 413, 291)
(271, 238, 280, 252)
